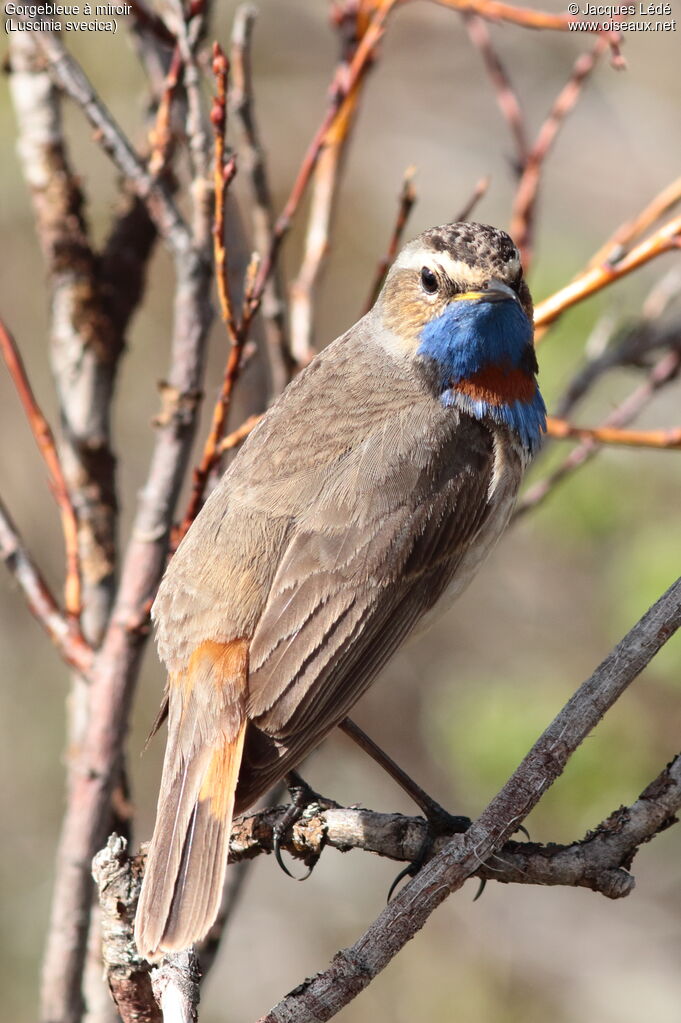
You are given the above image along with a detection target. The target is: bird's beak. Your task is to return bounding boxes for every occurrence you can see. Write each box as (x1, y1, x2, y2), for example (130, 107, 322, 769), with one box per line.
(449, 278, 520, 305)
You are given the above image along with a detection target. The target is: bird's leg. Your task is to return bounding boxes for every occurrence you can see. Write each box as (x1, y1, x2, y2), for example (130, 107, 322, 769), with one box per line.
(272, 771, 332, 880)
(339, 717, 470, 833)
(339, 717, 471, 897)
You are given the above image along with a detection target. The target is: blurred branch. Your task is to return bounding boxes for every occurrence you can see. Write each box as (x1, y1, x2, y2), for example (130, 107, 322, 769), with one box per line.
(0, 497, 93, 676)
(258, 577, 681, 1022)
(510, 39, 607, 268)
(453, 174, 490, 222)
(464, 15, 529, 167)
(216, 412, 263, 454)
(430, 0, 624, 58)
(231, 4, 292, 394)
(289, 1, 382, 365)
(30, 19, 215, 1021)
(588, 174, 681, 268)
(0, 317, 82, 621)
(246, 0, 398, 331)
(516, 347, 681, 518)
(534, 212, 681, 334)
(148, 45, 184, 176)
(364, 167, 418, 313)
(546, 416, 681, 450)
(27, 23, 192, 255)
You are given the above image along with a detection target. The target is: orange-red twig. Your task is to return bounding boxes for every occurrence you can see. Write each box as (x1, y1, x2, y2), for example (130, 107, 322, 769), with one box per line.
(180, 45, 241, 534)
(516, 349, 681, 517)
(546, 416, 681, 450)
(364, 166, 418, 313)
(430, 0, 624, 58)
(0, 317, 82, 620)
(534, 213, 681, 333)
(588, 175, 681, 269)
(244, 0, 398, 334)
(148, 44, 183, 177)
(217, 413, 263, 455)
(510, 39, 607, 268)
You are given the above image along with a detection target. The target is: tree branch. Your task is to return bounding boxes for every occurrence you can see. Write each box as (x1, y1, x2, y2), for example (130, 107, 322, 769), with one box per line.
(257, 576, 681, 1021)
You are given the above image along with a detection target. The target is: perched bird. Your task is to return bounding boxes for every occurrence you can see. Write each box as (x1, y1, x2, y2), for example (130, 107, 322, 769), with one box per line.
(135, 221, 546, 960)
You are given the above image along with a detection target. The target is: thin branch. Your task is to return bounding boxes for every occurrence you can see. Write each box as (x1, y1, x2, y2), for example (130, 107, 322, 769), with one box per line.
(148, 45, 184, 177)
(510, 39, 607, 268)
(364, 166, 418, 313)
(452, 174, 490, 223)
(289, 2, 382, 364)
(0, 317, 82, 620)
(429, 0, 625, 59)
(229, 752, 681, 899)
(464, 14, 529, 167)
(216, 412, 263, 454)
(244, 0, 399, 334)
(0, 497, 93, 676)
(546, 416, 681, 450)
(516, 347, 681, 517)
(231, 3, 291, 394)
(534, 212, 681, 333)
(258, 577, 681, 1022)
(588, 174, 681, 268)
(27, 24, 192, 256)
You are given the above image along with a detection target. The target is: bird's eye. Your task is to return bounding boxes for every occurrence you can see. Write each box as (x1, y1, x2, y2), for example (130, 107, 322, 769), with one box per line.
(420, 267, 439, 295)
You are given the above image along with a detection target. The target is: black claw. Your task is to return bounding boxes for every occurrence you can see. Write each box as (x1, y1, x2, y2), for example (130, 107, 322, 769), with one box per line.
(387, 862, 417, 902)
(387, 808, 472, 901)
(473, 878, 487, 902)
(271, 771, 325, 881)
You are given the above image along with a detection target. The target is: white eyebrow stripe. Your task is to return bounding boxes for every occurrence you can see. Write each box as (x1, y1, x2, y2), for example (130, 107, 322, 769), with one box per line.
(394, 247, 521, 284)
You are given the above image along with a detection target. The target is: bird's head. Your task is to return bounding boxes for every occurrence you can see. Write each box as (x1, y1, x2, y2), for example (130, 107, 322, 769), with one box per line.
(376, 222, 545, 455)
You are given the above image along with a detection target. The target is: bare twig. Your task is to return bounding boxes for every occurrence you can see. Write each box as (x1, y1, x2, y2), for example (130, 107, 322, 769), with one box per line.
(231, 3, 291, 394)
(0, 497, 93, 676)
(148, 45, 184, 177)
(0, 317, 82, 620)
(452, 174, 490, 223)
(245, 0, 399, 334)
(257, 577, 681, 1021)
(216, 412, 263, 454)
(464, 14, 529, 167)
(431, 0, 625, 59)
(510, 39, 607, 268)
(588, 174, 681, 268)
(228, 752, 681, 899)
(546, 416, 681, 450)
(151, 951, 201, 1023)
(534, 213, 681, 333)
(27, 25, 192, 256)
(364, 166, 418, 312)
(289, 2, 380, 364)
(516, 348, 681, 517)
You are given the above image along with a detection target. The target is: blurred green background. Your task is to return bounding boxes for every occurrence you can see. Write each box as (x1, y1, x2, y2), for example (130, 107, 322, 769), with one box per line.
(1, 2, 680, 1021)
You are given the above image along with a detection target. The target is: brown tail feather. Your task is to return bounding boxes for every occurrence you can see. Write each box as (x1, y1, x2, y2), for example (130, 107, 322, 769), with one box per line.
(135, 639, 248, 960)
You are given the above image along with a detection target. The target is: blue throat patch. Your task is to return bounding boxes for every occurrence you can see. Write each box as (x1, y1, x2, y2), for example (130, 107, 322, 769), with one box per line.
(417, 297, 546, 455)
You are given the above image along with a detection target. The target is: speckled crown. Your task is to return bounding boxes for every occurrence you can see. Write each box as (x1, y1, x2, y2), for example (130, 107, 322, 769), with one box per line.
(421, 222, 521, 276)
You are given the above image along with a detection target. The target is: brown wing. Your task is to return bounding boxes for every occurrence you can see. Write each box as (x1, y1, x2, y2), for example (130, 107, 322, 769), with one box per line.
(236, 411, 496, 808)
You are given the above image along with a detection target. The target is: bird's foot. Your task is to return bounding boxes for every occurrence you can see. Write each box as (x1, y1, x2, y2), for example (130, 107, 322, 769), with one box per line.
(387, 800, 471, 902)
(272, 771, 331, 880)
